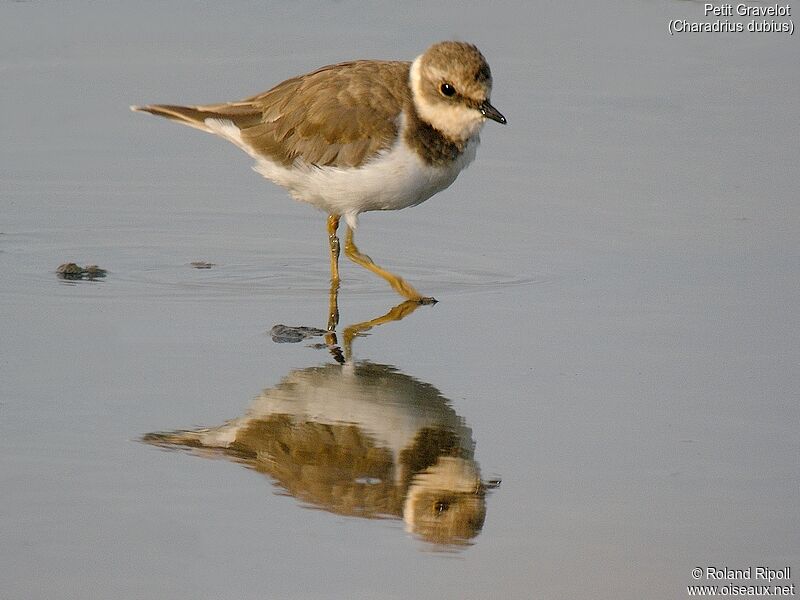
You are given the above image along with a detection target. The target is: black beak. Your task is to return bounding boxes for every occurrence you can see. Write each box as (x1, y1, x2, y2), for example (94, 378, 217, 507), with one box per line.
(480, 101, 507, 125)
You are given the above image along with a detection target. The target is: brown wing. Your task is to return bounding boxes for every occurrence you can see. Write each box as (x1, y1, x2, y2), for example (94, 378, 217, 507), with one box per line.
(135, 61, 412, 169)
(238, 60, 412, 168)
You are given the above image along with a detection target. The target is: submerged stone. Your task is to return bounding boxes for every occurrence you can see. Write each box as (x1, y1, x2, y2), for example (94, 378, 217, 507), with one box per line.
(56, 263, 107, 280)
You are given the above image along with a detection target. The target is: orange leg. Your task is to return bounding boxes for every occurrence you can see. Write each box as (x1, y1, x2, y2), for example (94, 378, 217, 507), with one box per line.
(343, 227, 436, 304)
(327, 214, 341, 285)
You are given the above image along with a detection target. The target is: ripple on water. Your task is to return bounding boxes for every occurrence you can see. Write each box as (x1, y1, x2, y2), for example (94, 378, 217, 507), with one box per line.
(8, 257, 549, 304)
(113, 255, 549, 302)
(2, 227, 548, 303)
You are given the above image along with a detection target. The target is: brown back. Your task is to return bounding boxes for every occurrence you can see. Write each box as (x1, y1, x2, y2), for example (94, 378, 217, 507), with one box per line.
(199, 60, 412, 168)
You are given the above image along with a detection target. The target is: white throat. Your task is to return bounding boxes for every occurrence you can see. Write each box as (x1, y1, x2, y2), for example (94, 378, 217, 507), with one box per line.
(409, 56, 486, 142)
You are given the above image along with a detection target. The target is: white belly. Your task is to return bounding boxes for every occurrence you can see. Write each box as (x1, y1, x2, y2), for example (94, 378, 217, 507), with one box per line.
(254, 135, 478, 228)
(204, 116, 478, 229)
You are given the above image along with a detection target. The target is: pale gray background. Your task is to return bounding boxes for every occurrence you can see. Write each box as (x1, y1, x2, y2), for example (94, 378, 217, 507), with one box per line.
(1, 1, 798, 599)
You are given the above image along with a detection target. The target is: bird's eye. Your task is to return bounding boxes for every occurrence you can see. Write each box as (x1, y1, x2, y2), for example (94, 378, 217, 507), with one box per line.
(439, 82, 456, 97)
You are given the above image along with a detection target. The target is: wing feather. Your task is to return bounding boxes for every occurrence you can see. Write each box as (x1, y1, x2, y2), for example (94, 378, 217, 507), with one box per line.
(134, 61, 412, 168)
(237, 60, 411, 167)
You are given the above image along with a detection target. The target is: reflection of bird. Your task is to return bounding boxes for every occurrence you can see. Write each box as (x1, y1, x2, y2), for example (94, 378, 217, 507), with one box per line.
(132, 41, 505, 302)
(144, 362, 494, 547)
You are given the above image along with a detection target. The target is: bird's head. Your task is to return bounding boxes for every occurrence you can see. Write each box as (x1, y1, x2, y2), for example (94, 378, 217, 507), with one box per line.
(410, 41, 506, 142)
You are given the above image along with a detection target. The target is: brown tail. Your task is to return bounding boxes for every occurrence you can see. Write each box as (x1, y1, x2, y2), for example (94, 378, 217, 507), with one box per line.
(130, 104, 216, 133)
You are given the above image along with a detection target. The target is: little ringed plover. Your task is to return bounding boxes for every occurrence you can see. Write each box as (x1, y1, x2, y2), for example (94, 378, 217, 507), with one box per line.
(132, 41, 506, 304)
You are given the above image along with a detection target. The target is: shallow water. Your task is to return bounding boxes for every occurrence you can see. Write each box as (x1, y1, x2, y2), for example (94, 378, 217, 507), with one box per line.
(2, 1, 798, 598)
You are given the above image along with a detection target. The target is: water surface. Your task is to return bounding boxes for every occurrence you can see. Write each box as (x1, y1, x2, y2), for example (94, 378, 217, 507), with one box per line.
(2, 1, 798, 598)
